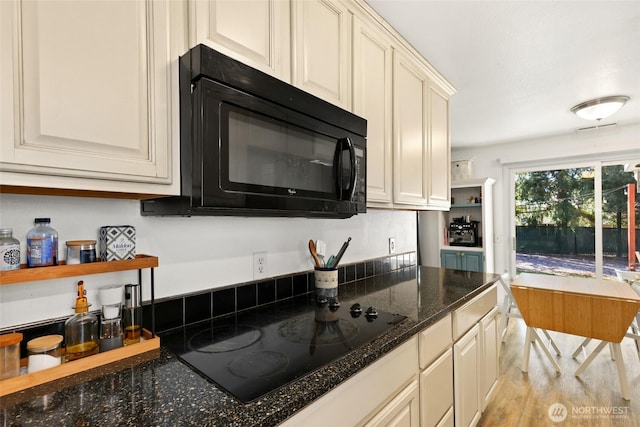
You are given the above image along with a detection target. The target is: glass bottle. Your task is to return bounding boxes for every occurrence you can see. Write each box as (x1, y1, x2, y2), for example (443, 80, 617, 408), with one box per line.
(99, 285, 123, 352)
(0, 228, 21, 271)
(26, 218, 58, 267)
(65, 281, 99, 361)
(123, 284, 142, 345)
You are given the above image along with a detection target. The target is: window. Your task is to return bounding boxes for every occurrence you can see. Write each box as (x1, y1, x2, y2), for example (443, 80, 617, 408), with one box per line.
(511, 162, 638, 279)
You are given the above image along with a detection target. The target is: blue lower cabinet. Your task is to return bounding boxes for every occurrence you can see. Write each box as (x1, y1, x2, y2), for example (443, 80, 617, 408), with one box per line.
(440, 249, 484, 272)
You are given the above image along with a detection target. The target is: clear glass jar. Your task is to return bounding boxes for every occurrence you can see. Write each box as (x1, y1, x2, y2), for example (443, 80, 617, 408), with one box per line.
(27, 335, 63, 373)
(26, 218, 58, 267)
(0, 332, 23, 379)
(0, 228, 21, 271)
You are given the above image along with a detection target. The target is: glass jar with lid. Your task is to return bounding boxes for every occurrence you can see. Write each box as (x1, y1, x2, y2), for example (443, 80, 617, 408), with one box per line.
(0, 228, 20, 271)
(27, 334, 63, 373)
(0, 332, 23, 379)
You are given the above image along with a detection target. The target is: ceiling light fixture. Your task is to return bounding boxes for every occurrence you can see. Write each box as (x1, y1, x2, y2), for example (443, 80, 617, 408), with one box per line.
(571, 95, 630, 121)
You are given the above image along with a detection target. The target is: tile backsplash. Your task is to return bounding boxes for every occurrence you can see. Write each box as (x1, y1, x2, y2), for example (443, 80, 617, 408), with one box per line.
(144, 251, 416, 334)
(7, 252, 416, 357)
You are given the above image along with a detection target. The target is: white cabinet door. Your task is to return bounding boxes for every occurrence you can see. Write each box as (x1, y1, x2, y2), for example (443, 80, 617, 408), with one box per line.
(353, 16, 393, 206)
(420, 348, 453, 427)
(292, 0, 352, 109)
(0, 0, 174, 191)
(426, 80, 450, 208)
(480, 306, 500, 410)
(453, 324, 482, 427)
(365, 379, 420, 427)
(392, 49, 428, 206)
(189, 0, 290, 82)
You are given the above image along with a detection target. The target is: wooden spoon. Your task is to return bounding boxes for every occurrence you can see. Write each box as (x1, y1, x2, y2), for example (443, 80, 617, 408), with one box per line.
(308, 240, 322, 268)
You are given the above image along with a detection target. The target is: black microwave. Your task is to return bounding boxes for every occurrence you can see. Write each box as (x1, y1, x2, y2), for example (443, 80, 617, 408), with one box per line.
(141, 45, 367, 218)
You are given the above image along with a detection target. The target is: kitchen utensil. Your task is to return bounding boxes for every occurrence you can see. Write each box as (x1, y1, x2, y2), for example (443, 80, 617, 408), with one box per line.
(315, 240, 327, 266)
(329, 237, 351, 267)
(326, 255, 335, 268)
(308, 240, 321, 268)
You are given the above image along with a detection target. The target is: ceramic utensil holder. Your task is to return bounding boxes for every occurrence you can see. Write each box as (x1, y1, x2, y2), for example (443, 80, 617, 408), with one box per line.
(314, 267, 338, 298)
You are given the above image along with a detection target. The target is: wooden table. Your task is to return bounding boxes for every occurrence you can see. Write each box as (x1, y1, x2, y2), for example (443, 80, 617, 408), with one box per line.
(511, 273, 640, 400)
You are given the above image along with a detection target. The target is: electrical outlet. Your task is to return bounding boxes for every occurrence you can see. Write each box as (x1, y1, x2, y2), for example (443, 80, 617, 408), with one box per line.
(388, 237, 396, 254)
(253, 252, 267, 279)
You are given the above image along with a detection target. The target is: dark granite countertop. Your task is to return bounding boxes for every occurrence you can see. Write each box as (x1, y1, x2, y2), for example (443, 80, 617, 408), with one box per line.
(1, 266, 499, 426)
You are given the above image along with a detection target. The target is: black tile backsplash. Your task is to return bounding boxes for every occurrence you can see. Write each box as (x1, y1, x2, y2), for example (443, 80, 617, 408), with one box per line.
(236, 283, 256, 311)
(276, 276, 293, 300)
(185, 292, 211, 325)
(292, 274, 308, 296)
(345, 264, 356, 282)
(153, 298, 183, 332)
(213, 287, 235, 318)
(257, 279, 276, 306)
(9, 252, 417, 339)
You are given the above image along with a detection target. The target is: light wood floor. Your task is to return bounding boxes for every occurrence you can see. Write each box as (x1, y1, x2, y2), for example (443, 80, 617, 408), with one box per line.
(477, 317, 640, 427)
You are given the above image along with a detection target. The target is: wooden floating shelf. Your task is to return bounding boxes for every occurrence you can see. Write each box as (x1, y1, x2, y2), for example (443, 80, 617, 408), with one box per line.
(450, 203, 482, 208)
(0, 330, 160, 397)
(0, 254, 159, 285)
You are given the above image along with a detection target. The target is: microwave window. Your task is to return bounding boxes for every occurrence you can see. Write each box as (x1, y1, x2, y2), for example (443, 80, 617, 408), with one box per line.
(228, 110, 336, 194)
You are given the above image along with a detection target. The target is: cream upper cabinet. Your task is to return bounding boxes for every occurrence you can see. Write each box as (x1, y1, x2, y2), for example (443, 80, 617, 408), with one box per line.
(0, 0, 179, 194)
(426, 81, 451, 208)
(188, 0, 291, 82)
(353, 16, 392, 205)
(393, 48, 429, 206)
(292, 0, 352, 109)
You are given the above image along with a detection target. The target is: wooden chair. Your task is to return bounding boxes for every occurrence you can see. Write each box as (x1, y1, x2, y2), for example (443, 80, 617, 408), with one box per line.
(498, 272, 562, 360)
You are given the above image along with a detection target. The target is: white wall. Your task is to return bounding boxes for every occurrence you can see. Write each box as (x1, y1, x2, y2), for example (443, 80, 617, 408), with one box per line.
(0, 194, 416, 329)
(452, 122, 640, 277)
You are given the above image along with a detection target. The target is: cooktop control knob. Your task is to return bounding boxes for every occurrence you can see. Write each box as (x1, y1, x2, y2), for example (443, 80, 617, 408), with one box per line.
(349, 303, 363, 318)
(328, 298, 341, 311)
(364, 306, 378, 321)
(316, 295, 328, 306)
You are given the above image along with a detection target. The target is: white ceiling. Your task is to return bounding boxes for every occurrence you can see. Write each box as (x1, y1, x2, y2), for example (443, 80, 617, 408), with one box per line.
(365, 0, 640, 149)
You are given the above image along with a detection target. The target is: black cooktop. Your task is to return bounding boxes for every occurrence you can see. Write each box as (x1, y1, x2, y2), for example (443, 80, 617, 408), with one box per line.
(161, 295, 406, 403)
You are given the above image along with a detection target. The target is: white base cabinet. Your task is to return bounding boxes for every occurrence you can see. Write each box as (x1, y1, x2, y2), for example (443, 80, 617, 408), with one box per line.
(453, 324, 482, 427)
(480, 307, 499, 410)
(452, 284, 498, 427)
(420, 348, 454, 427)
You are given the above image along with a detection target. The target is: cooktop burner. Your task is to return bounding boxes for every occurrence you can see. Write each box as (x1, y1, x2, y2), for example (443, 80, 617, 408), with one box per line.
(189, 325, 262, 353)
(162, 295, 406, 403)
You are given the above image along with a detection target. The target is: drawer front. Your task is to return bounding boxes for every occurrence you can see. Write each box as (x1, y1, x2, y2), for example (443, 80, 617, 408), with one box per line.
(452, 284, 497, 340)
(419, 314, 452, 369)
